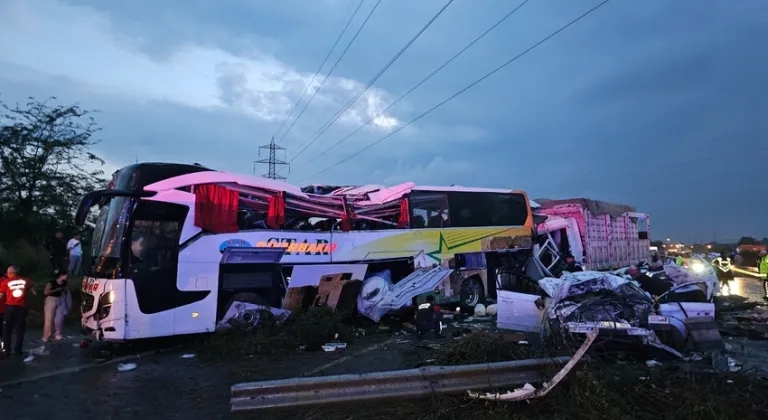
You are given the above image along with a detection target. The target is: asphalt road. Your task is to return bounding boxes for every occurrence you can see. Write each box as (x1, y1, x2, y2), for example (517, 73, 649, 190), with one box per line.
(0, 331, 417, 420)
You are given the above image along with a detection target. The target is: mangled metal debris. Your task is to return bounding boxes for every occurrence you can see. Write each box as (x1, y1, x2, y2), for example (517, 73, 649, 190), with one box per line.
(469, 328, 597, 402)
(218, 301, 291, 330)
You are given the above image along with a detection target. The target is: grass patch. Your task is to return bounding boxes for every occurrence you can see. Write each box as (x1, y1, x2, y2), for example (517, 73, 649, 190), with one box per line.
(196, 306, 352, 359)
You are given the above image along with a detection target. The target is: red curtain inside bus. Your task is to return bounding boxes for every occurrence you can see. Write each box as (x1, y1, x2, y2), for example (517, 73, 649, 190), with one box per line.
(194, 184, 239, 233)
(398, 198, 410, 228)
(266, 192, 286, 229)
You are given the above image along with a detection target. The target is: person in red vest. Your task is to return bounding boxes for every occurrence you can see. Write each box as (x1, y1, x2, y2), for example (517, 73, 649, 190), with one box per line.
(0, 270, 6, 352)
(0, 265, 38, 357)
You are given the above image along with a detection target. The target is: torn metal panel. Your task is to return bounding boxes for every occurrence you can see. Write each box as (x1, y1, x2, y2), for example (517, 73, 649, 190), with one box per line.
(282, 264, 368, 313)
(357, 266, 453, 322)
(469, 328, 597, 402)
(496, 290, 545, 333)
(565, 321, 683, 358)
(663, 259, 717, 300)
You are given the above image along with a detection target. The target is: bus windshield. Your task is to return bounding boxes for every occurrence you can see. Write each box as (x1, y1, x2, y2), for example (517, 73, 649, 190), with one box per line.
(86, 196, 134, 278)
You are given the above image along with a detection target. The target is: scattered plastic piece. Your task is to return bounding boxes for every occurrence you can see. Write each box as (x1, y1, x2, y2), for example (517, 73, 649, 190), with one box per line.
(29, 345, 49, 356)
(180, 353, 196, 359)
(646, 360, 662, 368)
(118, 362, 137, 371)
(322, 342, 347, 352)
(23, 355, 34, 363)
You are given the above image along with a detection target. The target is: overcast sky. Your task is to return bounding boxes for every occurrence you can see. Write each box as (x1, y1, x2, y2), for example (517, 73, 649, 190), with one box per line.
(1, 0, 766, 242)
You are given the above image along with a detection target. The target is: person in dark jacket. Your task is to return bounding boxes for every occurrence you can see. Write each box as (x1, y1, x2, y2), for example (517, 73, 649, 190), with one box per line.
(44, 232, 67, 273)
(415, 295, 445, 339)
(711, 251, 734, 295)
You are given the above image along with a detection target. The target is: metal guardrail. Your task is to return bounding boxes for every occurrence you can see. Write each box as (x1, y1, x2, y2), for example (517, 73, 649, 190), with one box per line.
(231, 356, 571, 411)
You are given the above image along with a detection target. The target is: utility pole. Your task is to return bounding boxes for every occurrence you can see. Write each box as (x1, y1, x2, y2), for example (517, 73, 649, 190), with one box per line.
(254, 137, 289, 180)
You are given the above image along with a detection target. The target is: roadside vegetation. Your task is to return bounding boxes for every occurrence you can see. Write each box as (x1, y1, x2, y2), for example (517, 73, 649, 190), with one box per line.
(288, 333, 768, 420)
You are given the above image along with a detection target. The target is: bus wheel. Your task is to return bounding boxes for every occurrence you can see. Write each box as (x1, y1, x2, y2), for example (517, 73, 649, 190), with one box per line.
(459, 276, 485, 314)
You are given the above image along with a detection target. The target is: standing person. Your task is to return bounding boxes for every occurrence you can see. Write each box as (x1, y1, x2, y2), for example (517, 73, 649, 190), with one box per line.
(759, 250, 768, 301)
(42, 272, 68, 342)
(711, 251, 734, 296)
(0, 265, 37, 357)
(67, 234, 83, 276)
(44, 232, 67, 273)
(675, 254, 685, 266)
(0, 271, 6, 353)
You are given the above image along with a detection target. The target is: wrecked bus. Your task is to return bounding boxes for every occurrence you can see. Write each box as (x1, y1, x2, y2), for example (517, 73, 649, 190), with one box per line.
(73, 162, 535, 342)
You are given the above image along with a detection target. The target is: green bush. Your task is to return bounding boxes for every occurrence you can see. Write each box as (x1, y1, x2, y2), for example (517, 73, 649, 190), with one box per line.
(0, 241, 52, 283)
(295, 306, 350, 351)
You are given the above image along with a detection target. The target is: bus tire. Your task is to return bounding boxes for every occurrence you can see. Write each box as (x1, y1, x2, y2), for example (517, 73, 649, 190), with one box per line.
(459, 275, 486, 314)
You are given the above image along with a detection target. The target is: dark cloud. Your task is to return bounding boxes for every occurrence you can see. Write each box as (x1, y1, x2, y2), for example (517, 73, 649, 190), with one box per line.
(4, 0, 768, 240)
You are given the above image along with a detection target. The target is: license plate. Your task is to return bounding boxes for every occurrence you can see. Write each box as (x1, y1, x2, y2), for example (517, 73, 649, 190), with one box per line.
(598, 321, 631, 329)
(648, 315, 670, 324)
(568, 324, 596, 334)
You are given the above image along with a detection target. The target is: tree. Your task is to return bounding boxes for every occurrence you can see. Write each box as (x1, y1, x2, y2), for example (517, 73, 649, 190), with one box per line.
(0, 96, 108, 243)
(738, 237, 759, 246)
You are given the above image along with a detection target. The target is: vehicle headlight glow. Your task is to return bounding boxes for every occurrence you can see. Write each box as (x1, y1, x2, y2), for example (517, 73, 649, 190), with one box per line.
(691, 262, 705, 273)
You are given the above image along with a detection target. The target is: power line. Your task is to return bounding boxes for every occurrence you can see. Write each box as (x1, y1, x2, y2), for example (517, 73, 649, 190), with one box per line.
(276, 0, 381, 145)
(270, 0, 365, 141)
(299, 0, 614, 182)
(302, 0, 531, 166)
(284, 0, 456, 168)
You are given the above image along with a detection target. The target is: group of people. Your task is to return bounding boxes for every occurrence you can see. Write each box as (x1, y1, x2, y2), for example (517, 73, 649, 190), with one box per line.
(45, 231, 83, 277)
(0, 231, 78, 358)
(706, 250, 768, 300)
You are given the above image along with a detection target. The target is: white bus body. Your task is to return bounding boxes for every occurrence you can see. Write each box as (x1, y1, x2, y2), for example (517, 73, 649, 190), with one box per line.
(76, 163, 535, 342)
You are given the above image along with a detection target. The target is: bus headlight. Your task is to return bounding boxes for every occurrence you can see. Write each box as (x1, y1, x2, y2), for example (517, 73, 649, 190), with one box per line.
(104, 291, 115, 304)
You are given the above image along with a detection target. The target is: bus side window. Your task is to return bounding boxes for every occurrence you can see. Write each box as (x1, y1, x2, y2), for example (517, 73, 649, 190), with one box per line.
(448, 192, 529, 227)
(410, 192, 449, 229)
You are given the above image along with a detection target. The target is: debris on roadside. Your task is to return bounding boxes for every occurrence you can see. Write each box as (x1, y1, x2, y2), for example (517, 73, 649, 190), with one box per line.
(117, 363, 137, 372)
(718, 303, 768, 340)
(468, 328, 597, 403)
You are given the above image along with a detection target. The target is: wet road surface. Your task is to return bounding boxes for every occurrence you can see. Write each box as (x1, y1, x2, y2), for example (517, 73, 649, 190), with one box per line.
(0, 332, 415, 420)
(726, 276, 766, 301)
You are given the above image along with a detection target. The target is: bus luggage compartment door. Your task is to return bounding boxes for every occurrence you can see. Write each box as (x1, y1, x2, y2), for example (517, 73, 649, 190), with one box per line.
(218, 247, 287, 317)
